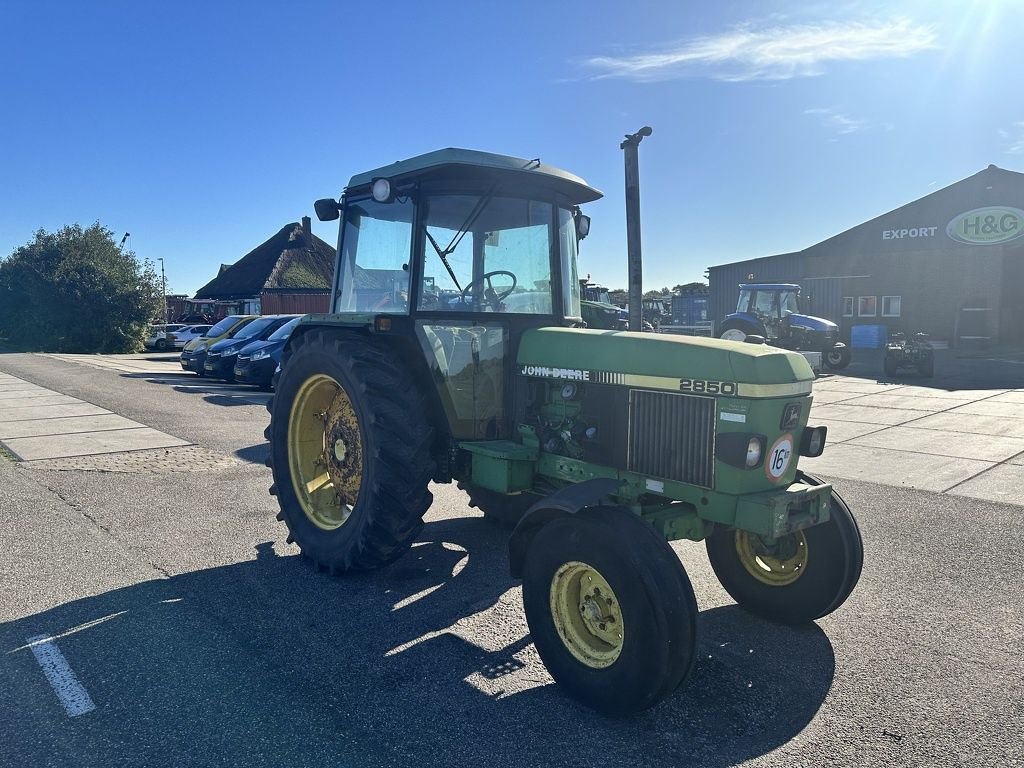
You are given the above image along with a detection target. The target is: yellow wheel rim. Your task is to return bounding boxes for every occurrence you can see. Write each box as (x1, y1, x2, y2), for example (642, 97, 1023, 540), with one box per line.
(549, 561, 624, 669)
(287, 373, 363, 530)
(735, 530, 808, 587)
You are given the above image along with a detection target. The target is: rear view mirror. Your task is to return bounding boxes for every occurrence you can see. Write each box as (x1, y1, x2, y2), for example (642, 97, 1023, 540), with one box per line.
(314, 198, 340, 222)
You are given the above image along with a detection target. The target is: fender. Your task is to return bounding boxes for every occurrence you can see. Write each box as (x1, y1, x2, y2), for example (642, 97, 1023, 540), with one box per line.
(721, 312, 766, 335)
(508, 478, 620, 578)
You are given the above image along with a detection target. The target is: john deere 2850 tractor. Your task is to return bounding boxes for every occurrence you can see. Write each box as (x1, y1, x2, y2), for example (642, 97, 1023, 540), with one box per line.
(265, 148, 862, 715)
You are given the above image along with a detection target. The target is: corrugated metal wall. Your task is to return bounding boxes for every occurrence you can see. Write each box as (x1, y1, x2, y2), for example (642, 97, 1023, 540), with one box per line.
(260, 290, 331, 315)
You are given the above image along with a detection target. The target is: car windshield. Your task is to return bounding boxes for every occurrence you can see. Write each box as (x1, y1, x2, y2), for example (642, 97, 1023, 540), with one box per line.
(232, 316, 280, 339)
(206, 316, 241, 336)
(267, 316, 302, 341)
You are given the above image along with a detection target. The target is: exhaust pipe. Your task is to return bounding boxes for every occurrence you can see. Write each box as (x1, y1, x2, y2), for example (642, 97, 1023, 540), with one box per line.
(621, 126, 652, 332)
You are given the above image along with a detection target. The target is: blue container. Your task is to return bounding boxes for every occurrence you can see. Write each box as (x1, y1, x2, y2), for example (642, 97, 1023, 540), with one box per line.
(672, 296, 709, 326)
(850, 324, 888, 349)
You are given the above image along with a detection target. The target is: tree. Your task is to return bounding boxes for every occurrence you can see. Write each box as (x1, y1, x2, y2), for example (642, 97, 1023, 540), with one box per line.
(672, 282, 708, 295)
(0, 223, 163, 352)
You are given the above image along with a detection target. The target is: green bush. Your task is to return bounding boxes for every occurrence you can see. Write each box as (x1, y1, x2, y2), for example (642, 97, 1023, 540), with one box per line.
(0, 223, 163, 353)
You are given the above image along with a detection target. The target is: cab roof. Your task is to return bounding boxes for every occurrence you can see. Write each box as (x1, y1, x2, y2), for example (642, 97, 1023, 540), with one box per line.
(346, 148, 603, 205)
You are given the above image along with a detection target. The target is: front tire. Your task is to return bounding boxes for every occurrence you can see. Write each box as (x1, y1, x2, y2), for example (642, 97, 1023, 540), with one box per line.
(155, 338, 168, 351)
(705, 472, 863, 624)
(719, 323, 750, 342)
(522, 507, 698, 715)
(824, 346, 851, 370)
(267, 329, 435, 572)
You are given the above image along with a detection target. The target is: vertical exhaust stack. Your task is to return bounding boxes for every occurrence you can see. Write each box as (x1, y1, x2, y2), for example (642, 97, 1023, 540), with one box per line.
(621, 126, 652, 332)
(301, 215, 312, 245)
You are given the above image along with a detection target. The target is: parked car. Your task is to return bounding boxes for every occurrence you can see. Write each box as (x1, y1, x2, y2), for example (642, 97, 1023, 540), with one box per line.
(203, 315, 299, 381)
(180, 315, 257, 375)
(165, 324, 212, 350)
(233, 316, 303, 389)
(145, 323, 187, 351)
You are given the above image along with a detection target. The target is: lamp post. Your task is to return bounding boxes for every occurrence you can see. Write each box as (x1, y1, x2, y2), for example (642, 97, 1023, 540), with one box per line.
(157, 258, 168, 322)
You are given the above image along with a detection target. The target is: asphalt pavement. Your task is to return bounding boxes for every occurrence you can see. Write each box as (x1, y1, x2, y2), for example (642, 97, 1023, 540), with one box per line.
(0, 350, 1020, 767)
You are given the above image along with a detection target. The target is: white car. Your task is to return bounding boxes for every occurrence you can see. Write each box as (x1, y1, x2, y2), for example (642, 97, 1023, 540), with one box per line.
(165, 324, 213, 350)
(144, 324, 188, 351)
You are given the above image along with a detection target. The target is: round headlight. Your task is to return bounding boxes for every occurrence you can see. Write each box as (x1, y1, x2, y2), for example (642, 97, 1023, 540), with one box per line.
(745, 437, 764, 468)
(371, 178, 391, 203)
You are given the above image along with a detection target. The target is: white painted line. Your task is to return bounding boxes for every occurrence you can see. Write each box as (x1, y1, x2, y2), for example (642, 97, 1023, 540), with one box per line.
(26, 635, 96, 717)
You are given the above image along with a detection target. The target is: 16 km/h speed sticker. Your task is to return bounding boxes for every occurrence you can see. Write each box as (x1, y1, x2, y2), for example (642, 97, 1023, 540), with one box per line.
(765, 434, 794, 482)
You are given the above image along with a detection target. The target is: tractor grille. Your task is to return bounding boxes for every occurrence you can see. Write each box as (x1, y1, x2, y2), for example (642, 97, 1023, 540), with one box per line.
(627, 390, 716, 488)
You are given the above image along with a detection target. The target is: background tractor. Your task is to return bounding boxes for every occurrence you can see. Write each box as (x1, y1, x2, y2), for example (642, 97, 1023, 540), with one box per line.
(719, 283, 851, 371)
(265, 148, 863, 715)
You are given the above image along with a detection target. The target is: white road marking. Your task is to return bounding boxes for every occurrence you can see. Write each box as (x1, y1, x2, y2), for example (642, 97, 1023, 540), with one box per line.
(26, 635, 96, 717)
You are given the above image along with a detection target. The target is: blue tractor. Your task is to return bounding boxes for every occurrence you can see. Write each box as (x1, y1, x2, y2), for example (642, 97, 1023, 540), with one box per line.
(719, 283, 851, 370)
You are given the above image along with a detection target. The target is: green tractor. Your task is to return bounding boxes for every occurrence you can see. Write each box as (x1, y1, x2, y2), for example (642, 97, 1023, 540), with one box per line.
(265, 148, 863, 715)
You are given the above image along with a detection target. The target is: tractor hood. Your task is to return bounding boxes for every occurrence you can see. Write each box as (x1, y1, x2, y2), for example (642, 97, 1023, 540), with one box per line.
(518, 328, 814, 390)
(789, 314, 838, 333)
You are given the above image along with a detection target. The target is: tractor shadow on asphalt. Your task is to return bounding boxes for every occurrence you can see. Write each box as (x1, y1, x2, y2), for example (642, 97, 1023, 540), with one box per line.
(0, 515, 834, 768)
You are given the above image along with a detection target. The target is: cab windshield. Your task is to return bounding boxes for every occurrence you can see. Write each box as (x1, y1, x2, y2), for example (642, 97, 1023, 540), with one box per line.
(333, 192, 577, 317)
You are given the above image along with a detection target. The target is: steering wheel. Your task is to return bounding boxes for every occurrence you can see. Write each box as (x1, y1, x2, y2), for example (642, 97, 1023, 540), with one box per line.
(460, 270, 517, 311)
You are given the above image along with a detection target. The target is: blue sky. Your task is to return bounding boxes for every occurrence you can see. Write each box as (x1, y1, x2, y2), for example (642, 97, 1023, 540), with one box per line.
(1, 0, 1022, 295)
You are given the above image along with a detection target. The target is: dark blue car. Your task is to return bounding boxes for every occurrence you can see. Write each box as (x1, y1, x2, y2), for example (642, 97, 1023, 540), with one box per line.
(203, 315, 299, 381)
(232, 315, 303, 389)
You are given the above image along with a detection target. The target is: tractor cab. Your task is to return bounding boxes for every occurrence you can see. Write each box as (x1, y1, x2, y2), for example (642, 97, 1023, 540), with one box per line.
(311, 148, 599, 440)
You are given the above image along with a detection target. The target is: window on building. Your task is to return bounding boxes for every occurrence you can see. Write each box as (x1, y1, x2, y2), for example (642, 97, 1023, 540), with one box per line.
(858, 296, 877, 317)
(882, 296, 902, 317)
(842, 297, 854, 317)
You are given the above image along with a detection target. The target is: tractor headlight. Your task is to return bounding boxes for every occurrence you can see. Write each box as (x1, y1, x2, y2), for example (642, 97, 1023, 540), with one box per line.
(371, 177, 392, 203)
(800, 426, 827, 458)
(716, 432, 766, 469)
(745, 437, 764, 467)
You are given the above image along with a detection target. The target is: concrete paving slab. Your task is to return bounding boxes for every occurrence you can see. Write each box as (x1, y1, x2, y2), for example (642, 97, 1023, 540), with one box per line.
(0, 402, 109, 422)
(0, 388, 64, 401)
(818, 420, 891, 444)
(811, 379, 903, 395)
(0, 394, 91, 410)
(0, 382, 47, 391)
(910, 411, 1024, 439)
(884, 386, 1009, 400)
(800, 444, 992, 493)
(947, 464, 1024, 506)
(986, 391, 1024, 404)
(3, 427, 190, 461)
(847, 426, 1024, 463)
(0, 413, 142, 439)
(809, 403, 925, 426)
(809, 390, 870, 405)
(1008, 452, 1024, 466)
(947, 400, 1024, 419)
(834, 393, 970, 412)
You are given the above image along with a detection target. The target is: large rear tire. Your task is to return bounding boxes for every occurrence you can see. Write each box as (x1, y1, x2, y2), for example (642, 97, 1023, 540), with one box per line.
(719, 322, 751, 342)
(522, 507, 698, 715)
(705, 471, 862, 624)
(267, 329, 435, 572)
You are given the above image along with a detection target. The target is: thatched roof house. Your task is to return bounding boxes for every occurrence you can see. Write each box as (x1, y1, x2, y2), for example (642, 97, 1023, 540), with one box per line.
(195, 217, 335, 301)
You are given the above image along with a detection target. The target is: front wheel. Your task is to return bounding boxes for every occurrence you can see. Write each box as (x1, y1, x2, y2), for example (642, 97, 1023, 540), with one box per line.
(705, 472, 863, 624)
(522, 507, 698, 715)
(824, 346, 851, 370)
(155, 338, 168, 351)
(267, 329, 435, 572)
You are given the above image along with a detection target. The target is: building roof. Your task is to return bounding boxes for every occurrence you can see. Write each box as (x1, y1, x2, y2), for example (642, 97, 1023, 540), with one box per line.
(195, 222, 336, 300)
(709, 164, 1024, 272)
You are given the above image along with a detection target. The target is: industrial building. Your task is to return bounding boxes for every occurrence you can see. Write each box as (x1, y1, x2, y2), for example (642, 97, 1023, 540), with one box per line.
(708, 165, 1024, 347)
